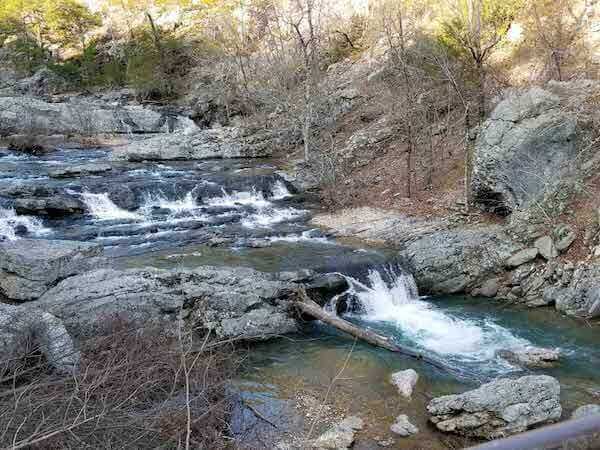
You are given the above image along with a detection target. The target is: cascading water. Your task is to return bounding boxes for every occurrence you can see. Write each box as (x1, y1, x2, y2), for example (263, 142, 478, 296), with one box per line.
(0, 207, 50, 241)
(332, 265, 534, 375)
(79, 192, 142, 221)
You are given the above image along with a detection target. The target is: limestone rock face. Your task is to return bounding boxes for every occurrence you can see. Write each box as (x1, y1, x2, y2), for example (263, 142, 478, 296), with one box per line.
(427, 375, 562, 439)
(35, 266, 298, 340)
(472, 85, 588, 214)
(0, 96, 196, 136)
(111, 127, 274, 161)
(0, 239, 106, 302)
(544, 263, 600, 318)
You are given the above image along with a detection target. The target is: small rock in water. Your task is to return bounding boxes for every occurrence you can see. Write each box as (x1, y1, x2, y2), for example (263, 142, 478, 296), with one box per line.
(497, 346, 560, 368)
(374, 436, 395, 447)
(312, 416, 363, 449)
(390, 415, 418, 437)
(572, 404, 600, 419)
(390, 369, 419, 399)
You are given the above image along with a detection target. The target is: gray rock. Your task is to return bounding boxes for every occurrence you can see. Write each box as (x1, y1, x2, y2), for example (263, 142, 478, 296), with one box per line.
(572, 404, 600, 419)
(312, 416, 363, 449)
(14, 67, 69, 96)
(0, 303, 79, 375)
(36, 266, 298, 340)
(427, 375, 562, 439)
(476, 278, 500, 298)
(14, 196, 86, 217)
(390, 369, 419, 399)
(544, 265, 600, 318)
(554, 224, 577, 252)
(48, 163, 112, 178)
(534, 236, 558, 260)
(0, 96, 196, 136)
(112, 127, 274, 161)
(497, 347, 560, 368)
(506, 248, 539, 268)
(390, 415, 419, 437)
(472, 85, 584, 214)
(0, 239, 106, 302)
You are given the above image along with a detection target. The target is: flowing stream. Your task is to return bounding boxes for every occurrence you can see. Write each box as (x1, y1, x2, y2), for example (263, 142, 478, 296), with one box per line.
(2, 146, 600, 448)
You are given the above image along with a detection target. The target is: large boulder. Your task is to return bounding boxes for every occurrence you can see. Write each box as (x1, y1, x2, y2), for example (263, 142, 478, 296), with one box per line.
(0, 96, 197, 136)
(14, 67, 70, 96)
(0, 303, 79, 375)
(472, 83, 595, 215)
(427, 375, 562, 439)
(35, 266, 298, 340)
(0, 239, 106, 302)
(111, 127, 274, 161)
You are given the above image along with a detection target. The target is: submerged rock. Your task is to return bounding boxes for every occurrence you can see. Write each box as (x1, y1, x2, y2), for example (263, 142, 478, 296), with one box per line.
(390, 415, 419, 437)
(572, 404, 600, 419)
(312, 416, 363, 449)
(48, 163, 113, 178)
(427, 375, 562, 439)
(390, 369, 419, 399)
(35, 266, 298, 340)
(0, 303, 79, 375)
(497, 347, 560, 368)
(112, 127, 274, 161)
(0, 239, 106, 302)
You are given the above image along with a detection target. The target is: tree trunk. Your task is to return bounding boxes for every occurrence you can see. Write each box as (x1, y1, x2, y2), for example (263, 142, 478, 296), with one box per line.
(464, 107, 473, 212)
(476, 60, 485, 120)
(146, 12, 172, 96)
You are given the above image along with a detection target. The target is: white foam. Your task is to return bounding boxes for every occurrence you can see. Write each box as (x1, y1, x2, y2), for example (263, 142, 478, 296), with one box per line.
(270, 180, 293, 200)
(268, 229, 330, 244)
(0, 207, 51, 240)
(241, 207, 306, 228)
(206, 188, 271, 208)
(141, 191, 198, 215)
(80, 192, 141, 221)
(338, 267, 531, 363)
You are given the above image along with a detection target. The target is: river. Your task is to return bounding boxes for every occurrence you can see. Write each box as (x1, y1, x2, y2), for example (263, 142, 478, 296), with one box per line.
(1, 147, 599, 448)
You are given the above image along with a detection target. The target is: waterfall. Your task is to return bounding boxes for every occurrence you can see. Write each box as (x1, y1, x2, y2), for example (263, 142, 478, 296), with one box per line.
(141, 191, 199, 215)
(271, 180, 292, 200)
(79, 192, 141, 221)
(0, 207, 50, 240)
(331, 266, 532, 365)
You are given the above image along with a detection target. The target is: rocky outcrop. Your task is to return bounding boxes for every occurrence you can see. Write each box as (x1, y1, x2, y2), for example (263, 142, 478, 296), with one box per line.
(427, 375, 562, 439)
(0, 303, 79, 375)
(0, 96, 196, 136)
(0, 239, 106, 302)
(543, 263, 600, 318)
(13, 196, 86, 217)
(35, 266, 298, 340)
(111, 127, 274, 161)
(472, 82, 597, 215)
(312, 208, 520, 295)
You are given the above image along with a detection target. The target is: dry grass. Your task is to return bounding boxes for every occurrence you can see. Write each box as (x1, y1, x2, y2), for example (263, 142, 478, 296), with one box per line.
(0, 319, 240, 449)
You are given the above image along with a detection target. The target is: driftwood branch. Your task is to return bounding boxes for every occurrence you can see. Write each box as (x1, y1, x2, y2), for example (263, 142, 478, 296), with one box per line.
(294, 288, 471, 379)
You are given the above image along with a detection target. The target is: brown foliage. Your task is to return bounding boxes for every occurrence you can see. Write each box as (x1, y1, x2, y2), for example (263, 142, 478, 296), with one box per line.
(0, 319, 240, 449)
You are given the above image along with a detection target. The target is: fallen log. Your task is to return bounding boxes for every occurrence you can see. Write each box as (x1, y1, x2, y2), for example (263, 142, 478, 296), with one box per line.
(294, 288, 475, 380)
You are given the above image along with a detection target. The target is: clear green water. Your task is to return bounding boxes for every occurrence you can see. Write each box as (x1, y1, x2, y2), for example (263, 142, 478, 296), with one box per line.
(233, 296, 600, 449)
